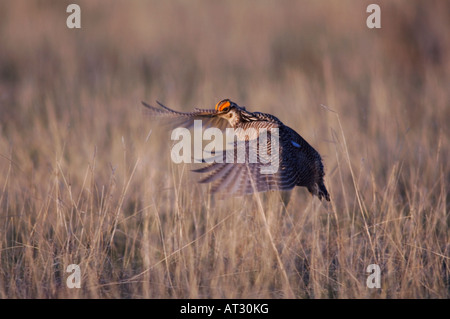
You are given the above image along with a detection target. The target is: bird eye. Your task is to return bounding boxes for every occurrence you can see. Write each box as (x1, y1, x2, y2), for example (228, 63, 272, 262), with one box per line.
(221, 106, 230, 112)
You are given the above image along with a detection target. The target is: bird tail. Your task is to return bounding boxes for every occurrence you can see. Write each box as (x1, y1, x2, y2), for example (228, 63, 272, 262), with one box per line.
(317, 181, 330, 201)
(308, 180, 330, 201)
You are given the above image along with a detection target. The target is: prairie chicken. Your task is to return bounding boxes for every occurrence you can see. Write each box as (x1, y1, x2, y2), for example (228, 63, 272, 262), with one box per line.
(143, 99, 330, 201)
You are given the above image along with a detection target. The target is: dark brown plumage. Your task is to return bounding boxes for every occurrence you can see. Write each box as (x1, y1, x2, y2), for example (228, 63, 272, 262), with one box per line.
(143, 99, 330, 201)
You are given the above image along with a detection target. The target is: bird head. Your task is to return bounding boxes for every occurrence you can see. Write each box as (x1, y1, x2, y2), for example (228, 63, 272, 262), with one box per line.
(215, 99, 244, 126)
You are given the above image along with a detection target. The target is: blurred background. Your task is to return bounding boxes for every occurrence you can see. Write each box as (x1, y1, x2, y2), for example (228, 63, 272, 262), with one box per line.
(0, 0, 448, 298)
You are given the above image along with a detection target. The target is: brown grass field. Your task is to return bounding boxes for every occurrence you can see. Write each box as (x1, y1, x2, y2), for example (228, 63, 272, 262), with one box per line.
(0, 0, 449, 298)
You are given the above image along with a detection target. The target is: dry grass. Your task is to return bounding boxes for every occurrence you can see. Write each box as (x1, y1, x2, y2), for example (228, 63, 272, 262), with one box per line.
(0, 0, 449, 298)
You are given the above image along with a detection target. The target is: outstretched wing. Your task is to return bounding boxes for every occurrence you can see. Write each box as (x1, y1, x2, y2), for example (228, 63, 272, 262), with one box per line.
(192, 129, 298, 195)
(142, 101, 229, 130)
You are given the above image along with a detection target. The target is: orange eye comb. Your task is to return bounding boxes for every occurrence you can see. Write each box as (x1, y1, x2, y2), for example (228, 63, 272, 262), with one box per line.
(215, 99, 231, 112)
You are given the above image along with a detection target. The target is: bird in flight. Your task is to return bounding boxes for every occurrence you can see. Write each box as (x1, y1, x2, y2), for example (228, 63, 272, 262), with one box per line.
(142, 99, 330, 201)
